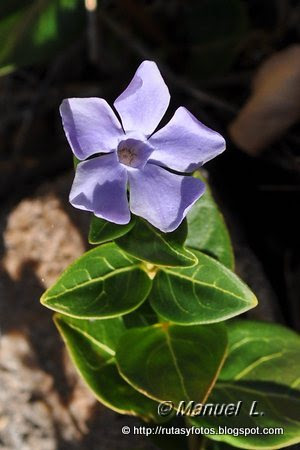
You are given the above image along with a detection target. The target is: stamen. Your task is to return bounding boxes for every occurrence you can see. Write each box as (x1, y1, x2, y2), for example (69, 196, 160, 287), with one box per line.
(117, 147, 137, 167)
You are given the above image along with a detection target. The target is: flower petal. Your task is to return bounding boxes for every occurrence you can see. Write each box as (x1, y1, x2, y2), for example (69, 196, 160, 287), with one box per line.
(114, 60, 170, 136)
(148, 107, 226, 172)
(70, 153, 130, 224)
(128, 164, 205, 232)
(60, 98, 124, 160)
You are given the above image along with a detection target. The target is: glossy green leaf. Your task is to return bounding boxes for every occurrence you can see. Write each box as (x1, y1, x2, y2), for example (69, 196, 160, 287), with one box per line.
(150, 250, 257, 325)
(116, 218, 197, 267)
(186, 172, 234, 270)
(88, 215, 136, 245)
(191, 321, 300, 448)
(191, 382, 300, 449)
(41, 243, 152, 319)
(54, 314, 159, 420)
(123, 300, 158, 328)
(0, 0, 85, 76)
(116, 323, 228, 407)
(220, 320, 300, 388)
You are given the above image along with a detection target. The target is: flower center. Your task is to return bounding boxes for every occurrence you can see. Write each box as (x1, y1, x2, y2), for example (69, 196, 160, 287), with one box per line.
(117, 138, 154, 169)
(117, 147, 137, 167)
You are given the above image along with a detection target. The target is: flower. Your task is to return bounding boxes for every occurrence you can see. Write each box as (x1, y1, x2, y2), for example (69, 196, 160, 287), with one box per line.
(60, 61, 225, 232)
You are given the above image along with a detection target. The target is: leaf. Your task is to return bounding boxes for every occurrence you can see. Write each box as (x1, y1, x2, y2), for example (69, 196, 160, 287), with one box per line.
(0, 0, 85, 76)
(88, 215, 136, 245)
(73, 155, 80, 168)
(149, 250, 257, 325)
(41, 243, 152, 319)
(191, 381, 300, 449)
(116, 218, 197, 267)
(220, 320, 300, 388)
(229, 45, 300, 154)
(116, 323, 228, 407)
(191, 321, 300, 448)
(123, 301, 158, 328)
(54, 314, 159, 420)
(186, 172, 234, 270)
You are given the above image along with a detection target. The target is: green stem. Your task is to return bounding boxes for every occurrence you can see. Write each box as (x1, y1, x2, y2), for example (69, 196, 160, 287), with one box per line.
(188, 433, 202, 450)
(185, 419, 206, 450)
(199, 437, 209, 450)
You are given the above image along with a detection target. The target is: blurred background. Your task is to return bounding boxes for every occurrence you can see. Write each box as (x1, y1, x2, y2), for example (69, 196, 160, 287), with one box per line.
(0, 1, 299, 449)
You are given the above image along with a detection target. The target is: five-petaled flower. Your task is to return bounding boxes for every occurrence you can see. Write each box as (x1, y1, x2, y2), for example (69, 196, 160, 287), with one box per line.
(60, 61, 225, 232)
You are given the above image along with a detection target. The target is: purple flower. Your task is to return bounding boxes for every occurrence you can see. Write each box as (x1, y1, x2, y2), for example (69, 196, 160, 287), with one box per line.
(60, 61, 225, 232)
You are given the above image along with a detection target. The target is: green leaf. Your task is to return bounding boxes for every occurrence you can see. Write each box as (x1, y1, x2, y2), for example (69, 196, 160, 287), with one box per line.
(191, 382, 300, 449)
(116, 218, 197, 267)
(41, 243, 152, 319)
(54, 314, 159, 420)
(123, 301, 158, 328)
(73, 155, 80, 168)
(191, 321, 300, 448)
(116, 323, 228, 407)
(150, 250, 257, 325)
(220, 320, 300, 388)
(88, 215, 136, 245)
(0, 0, 85, 76)
(186, 172, 234, 270)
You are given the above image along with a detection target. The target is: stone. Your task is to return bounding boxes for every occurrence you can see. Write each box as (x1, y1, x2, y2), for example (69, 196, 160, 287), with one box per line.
(0, 173, 156, 450)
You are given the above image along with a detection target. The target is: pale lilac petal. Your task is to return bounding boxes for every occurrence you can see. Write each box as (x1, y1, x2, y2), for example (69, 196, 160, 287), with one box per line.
(114, 60, 170, 136)
(148, 107, 226, 172)
(70, 153, 130, 224)
(128, 164, 205, 232)
(60, 98, 124, 160)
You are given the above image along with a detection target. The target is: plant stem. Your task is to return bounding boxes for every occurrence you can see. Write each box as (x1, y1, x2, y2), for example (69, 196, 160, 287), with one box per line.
(185, 418, 206, 450)
(188, 433, 203, 450)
